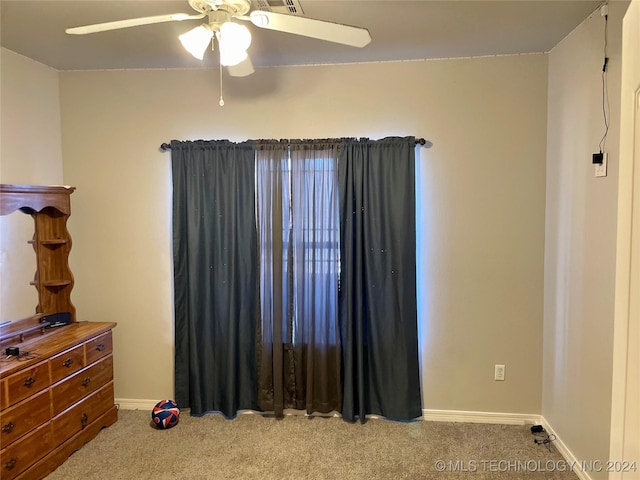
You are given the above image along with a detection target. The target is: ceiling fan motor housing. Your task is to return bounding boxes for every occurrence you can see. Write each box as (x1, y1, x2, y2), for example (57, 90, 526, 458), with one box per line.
(188, 0, 251, 17)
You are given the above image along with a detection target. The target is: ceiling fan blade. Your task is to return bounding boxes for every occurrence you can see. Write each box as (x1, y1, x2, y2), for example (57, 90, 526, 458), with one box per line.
(65, 13, 206, 35)
(227, 56, 254, 77)
(248, 11, 371, 48)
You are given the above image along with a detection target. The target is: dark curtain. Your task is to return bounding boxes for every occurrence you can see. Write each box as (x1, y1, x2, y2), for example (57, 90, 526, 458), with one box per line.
(256, 140, 342, 418)
(171, 136, 421, 422)
(338, 136, 422, 422)
(172, 139, 259, 417)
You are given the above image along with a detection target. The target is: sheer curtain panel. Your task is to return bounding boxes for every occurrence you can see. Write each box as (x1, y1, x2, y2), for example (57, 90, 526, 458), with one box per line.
(256, 140, 342, 418)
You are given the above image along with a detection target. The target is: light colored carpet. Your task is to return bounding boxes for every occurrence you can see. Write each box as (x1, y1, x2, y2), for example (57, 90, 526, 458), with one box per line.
(45, 409, 579, 479)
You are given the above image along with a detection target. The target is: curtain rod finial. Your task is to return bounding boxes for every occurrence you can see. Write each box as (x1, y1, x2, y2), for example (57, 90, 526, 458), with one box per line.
(160, 143, 172, 151)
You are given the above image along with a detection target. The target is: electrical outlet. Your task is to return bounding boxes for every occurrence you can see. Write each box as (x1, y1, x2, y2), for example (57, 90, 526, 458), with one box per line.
(595, 153, 608, 177)
(494, 364, 506, 381)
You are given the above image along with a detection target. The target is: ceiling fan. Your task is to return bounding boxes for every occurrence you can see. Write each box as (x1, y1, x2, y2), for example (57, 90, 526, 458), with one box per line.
(65, 0, 372, 77)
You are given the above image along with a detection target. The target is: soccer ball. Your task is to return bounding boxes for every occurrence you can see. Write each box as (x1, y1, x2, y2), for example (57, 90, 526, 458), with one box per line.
(151, 399, 180, 429)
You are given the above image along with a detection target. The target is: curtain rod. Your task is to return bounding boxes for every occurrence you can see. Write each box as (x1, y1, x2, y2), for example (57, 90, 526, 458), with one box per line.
(159, 138, 428, 151)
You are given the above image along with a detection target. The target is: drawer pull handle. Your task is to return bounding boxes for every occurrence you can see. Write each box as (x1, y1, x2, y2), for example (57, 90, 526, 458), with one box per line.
(63, 358, 74, 368)
(82, 377, 91, 387)
(2, 422, 15, 433)
(23, 376, 36, 387)
(81, 413, 89, 428)
(4, 458, 17, 470)
(96, 343, 105, 352)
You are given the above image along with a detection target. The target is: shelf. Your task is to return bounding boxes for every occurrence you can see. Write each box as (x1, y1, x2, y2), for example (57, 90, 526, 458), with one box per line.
(43, 280, 72, 287)
(42, 239, 68, 246)
(30, 280, 72, 287)
(28, 239, 68, 246)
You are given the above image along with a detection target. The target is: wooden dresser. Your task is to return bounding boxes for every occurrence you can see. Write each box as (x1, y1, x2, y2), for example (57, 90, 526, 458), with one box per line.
(0, 184, 117, 479)
(0, 322, 117, 480)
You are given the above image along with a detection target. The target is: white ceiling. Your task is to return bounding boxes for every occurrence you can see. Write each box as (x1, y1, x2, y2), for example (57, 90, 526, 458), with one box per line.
(1, 0, 601, 71)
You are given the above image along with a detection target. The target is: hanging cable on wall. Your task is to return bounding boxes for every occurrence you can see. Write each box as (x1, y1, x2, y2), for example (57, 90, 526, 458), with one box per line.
(598, 3, 609, 153)
(591, 2, 609, 175)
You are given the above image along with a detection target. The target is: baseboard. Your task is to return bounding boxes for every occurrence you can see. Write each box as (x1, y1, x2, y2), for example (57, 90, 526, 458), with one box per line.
(116, 398, 159, 410)
(539, 417, 593, 480)
(118, 401, 540, 426)
(422, 408, 540, 425)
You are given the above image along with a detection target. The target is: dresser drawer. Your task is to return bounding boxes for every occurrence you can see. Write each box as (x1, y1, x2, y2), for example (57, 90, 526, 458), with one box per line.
(4, 361, 50, 408)
(51, 355, 113, 416)
(85, 331, 113, 365)
(52, 382, 114, 445)
(0, 389, 50, 448)
(50, 343, 85, 384)
(0, 379, 6, 410)
(0, 421, 52, 480)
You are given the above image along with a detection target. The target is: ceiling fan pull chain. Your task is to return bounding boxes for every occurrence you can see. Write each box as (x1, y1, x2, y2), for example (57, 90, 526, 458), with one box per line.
(219, 53, 225, 107)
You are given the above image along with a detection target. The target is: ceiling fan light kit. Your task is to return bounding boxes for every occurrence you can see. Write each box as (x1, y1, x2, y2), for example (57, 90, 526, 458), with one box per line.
(218, 22, 252, 66)
(179, 24, 214, 60)
(226, 56, 255, 77)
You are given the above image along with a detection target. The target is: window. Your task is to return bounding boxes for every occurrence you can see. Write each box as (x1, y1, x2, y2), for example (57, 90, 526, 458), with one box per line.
(255, 145, 340, 346)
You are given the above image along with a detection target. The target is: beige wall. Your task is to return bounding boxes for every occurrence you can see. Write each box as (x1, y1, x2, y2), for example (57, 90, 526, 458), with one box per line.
(0, 48, 64, 323)
(543, 2, 628, 476)
(58, 54, 548, 413)
(0, 48, 63, 183)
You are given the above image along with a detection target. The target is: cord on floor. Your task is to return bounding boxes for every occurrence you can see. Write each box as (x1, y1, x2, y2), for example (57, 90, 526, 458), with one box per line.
(530, 425, 556, 452)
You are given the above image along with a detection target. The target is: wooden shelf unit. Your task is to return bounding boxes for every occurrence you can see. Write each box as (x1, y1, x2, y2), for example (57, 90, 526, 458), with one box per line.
(0, 184, 76, 322)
